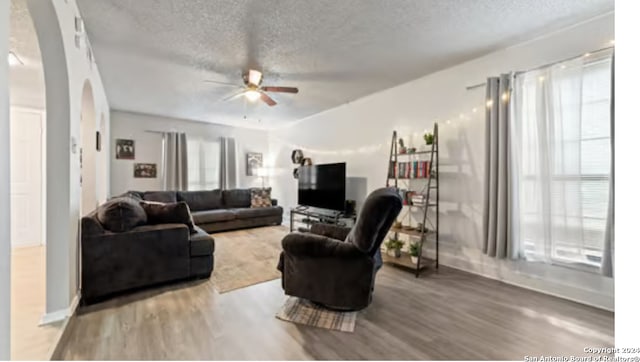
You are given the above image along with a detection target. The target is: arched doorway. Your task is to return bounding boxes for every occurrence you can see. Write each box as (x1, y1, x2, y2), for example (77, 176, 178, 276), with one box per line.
(80, 80, 96, 216)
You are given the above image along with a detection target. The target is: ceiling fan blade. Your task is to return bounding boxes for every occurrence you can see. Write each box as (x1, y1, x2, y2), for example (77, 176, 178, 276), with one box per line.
(261, 86, 299, 94)
(260, 92, 277, 106)
(204, 80, 242, 88)
(220, 90, 247, 102)
(248, 69, 263, 86)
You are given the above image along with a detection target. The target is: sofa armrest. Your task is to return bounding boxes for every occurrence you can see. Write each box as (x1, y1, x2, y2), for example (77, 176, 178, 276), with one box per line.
(81, 223, 191, 299)
(271, 198, 278, 206)
(310, 223, 351, 241)
(282, 232, 363, 258)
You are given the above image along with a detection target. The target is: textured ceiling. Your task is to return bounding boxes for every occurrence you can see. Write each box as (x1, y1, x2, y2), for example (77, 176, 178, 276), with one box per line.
(9, 0, 46, 109)
(77, 0, 614, 129)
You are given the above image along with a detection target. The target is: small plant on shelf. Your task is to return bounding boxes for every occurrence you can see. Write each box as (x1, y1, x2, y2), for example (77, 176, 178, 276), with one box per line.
(423, 132, 434, 145)
(384, 238, 404, 258)
(409, 242, 420, 264)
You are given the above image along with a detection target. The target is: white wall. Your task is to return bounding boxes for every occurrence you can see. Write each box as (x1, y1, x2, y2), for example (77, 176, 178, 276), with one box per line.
(269, 13, 615, 310)
(110, 111, 270, 196)
(1, 1, 11, 358)
(27, 0, 110, 318)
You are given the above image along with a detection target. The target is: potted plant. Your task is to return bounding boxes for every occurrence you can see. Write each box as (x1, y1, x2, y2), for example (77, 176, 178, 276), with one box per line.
(409, 242, 420, 264)
(384, 239, 404, 258)
(398, 138, 407, 154)
(423, 132, 434, 146)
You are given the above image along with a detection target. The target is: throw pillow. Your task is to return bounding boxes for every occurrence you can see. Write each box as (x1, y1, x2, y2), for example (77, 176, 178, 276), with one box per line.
(250, 187, 272, 208)
(140, 201, 196, 233)
(97, 196, 148, 233)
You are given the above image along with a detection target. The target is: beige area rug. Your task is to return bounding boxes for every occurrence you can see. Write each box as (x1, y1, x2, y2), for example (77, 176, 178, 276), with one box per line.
(276, 297, 357, 332)
(211, 225, 288, 293)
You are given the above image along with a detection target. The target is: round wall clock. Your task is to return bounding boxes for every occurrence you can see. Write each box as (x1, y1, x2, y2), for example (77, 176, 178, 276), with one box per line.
(291, 149, 304, 164)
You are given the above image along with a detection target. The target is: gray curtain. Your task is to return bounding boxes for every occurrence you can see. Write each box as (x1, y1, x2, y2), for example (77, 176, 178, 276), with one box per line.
(220, 137, 237, 189)
(601, 53, 614, 277)
(483, 74, 514, 259)
(163, 132, 188, 191)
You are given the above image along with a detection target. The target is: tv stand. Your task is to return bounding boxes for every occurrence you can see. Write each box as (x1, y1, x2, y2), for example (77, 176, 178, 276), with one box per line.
(290, 206, 356, 233)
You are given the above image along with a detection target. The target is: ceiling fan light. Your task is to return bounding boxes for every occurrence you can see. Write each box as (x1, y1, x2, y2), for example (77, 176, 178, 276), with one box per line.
(245, 90, 261, 102)
(248, 69, 262, 86)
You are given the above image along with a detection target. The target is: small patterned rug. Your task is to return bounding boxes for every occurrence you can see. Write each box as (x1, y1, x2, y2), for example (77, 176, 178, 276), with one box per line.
(276, 297, 357, 332)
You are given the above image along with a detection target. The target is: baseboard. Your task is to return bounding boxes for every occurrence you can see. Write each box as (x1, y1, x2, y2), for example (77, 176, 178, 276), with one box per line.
(39, 293, 80, 326)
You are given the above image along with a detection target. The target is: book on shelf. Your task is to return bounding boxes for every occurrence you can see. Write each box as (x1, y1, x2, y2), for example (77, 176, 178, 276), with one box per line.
(398, 190, 427, 206)
(388, 161, 430, 179)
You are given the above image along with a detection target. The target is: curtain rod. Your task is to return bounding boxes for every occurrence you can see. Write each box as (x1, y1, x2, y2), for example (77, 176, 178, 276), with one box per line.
(465, 45, 614, 91)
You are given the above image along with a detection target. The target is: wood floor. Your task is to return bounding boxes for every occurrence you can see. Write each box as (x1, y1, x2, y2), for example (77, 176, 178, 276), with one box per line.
(57, 227, 613, 360)
(11, 245, 64, 360)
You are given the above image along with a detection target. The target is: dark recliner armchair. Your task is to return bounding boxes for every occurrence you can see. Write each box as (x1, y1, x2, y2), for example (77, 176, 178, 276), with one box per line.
(277, 187, 402, 310)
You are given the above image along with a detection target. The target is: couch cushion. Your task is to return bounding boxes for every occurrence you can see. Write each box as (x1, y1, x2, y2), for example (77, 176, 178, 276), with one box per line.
(177, 190, 223, 211)
(140, 201, 196, 233)
(97, 197, 148, 233)
(189, 226, 215, 256)
(191, 209, 236, 224)
(143, 191, 177, 203)
(250, 187, 272, 208)
(231, 206, 283, 220)
(222, 189, 251, 208)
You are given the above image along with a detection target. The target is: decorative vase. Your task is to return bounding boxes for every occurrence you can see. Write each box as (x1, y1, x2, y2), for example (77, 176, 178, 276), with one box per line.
(411, 256, 419, 264)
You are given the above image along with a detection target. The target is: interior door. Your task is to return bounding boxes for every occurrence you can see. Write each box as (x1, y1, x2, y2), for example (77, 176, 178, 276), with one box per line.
(10, 109, 43, 248)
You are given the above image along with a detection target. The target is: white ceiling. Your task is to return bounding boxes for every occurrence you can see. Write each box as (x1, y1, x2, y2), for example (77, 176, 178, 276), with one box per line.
(9, 0, 46, 110)
(75, 0, 613, 129)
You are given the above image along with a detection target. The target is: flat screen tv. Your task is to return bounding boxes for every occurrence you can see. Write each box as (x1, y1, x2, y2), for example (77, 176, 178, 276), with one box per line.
(298, 162, 346, 212)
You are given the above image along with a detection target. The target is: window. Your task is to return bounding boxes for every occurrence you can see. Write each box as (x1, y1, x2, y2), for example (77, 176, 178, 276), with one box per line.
(187, 138, 221, 191)
(512, 49, 613, 270)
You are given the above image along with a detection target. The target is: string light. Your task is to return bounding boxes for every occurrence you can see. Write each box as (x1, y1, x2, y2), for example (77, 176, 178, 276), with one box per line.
(583, 52, 591, 58)
(538, 76, 545, 82)
(486, 99, 494, 108)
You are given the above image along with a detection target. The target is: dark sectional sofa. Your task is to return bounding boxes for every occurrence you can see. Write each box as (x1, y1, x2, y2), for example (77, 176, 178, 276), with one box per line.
(129, 189, 284, 233)
(81, 212, 214, 303)
(80, 188, 282, 303)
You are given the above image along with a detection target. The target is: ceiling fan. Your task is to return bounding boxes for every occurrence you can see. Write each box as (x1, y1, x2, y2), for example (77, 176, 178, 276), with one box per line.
(205, 69, 299, 107)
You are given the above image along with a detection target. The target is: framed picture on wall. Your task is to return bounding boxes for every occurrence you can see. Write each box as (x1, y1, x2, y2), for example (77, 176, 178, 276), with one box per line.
(115, 139, 135, 159)
(246, 152, 263, 176)
(134, 163, 157, 178)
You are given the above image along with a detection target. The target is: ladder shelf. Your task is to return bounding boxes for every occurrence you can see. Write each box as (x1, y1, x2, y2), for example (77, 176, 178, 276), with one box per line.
(384, 123, 439, 277)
